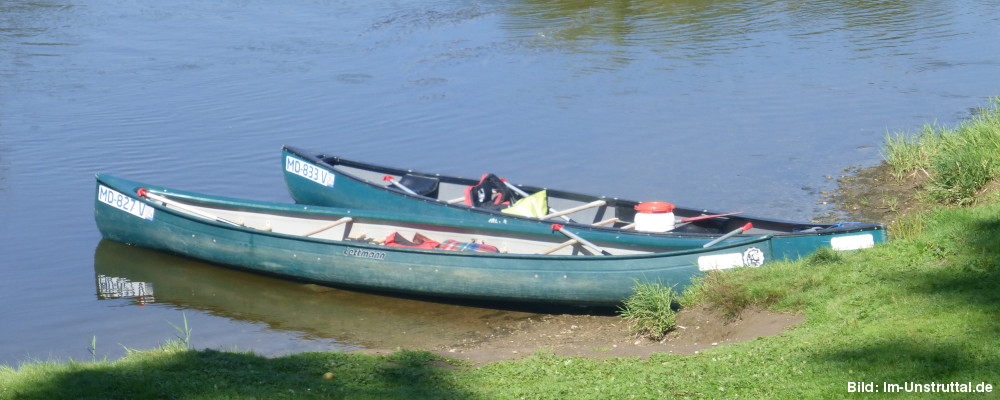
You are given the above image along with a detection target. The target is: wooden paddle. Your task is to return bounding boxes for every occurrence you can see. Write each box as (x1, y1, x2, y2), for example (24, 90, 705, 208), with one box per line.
(701, 223, 753, 248)
(551, 224, 612, 256)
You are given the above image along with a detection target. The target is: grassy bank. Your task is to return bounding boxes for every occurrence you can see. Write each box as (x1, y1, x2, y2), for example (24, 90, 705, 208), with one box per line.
(4, 101, 1000, 399)
(883, 98, 1000, 205)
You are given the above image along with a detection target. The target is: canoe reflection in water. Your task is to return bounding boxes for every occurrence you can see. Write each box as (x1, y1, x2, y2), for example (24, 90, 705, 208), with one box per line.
(92, 240, 584, 350)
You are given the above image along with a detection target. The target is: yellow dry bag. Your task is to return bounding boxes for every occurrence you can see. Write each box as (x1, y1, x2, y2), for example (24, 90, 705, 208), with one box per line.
(501, 190, 548, 218)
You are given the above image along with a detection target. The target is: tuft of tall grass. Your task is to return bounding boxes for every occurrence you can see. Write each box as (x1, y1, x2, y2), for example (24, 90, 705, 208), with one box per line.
(882, 126, 934, 181)
(888, 212, 927, 240)
(883, 98, 1000, 205)
(684, 271, 753, 319)
(617, 280, 678, 340)
(167, 312, 193, 350)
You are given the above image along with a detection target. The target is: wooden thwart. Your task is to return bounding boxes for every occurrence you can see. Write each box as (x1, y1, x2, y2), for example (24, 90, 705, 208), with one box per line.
(593, 217, 619, 226)
(303, 217, 354, 237)
(543, 200, 606, 220)
(539, 238, 578, 255)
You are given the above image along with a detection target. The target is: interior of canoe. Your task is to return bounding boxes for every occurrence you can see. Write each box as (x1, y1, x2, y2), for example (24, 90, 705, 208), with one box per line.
(146, 192, 679, 257)
(322, 158, 831, 237)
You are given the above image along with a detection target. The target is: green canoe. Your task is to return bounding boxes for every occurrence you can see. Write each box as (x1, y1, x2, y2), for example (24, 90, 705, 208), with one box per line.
(95, 174, 774, 306)
(281, 146, 886, 260)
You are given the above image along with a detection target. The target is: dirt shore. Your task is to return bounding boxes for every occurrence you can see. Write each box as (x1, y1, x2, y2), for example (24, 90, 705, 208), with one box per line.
(353, 305, 804, 365)
(819, 162, 925, 225)
(440, 306, 803, 364)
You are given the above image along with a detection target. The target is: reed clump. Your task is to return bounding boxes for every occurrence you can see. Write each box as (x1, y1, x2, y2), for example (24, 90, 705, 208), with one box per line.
(883, 97, 1000, 206)
(617, 280, 678, 340)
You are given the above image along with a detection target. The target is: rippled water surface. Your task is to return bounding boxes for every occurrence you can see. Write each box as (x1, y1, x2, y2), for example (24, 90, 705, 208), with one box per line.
(2, 0, 999, 365)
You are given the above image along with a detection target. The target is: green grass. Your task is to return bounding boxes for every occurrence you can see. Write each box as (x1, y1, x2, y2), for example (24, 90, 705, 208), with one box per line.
(617, 280, 679, 340)
(1, 347, 474, 400)
(475, 201, 1000, 398)
(883, 97, 1000, 205)
(6, 200, 1000, 398)
(5, 100, 1000, 398)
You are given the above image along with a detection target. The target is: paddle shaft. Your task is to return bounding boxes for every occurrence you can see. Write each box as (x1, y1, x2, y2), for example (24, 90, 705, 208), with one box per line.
(382, 175, 419, 196)
(552, 224, 611, 255)
(680, 212, 743, 223)
(138, 189, 242, 227)
(503, 181, 530, 197)
(702, 223, 753, 248)
(670, 211, 745, 230)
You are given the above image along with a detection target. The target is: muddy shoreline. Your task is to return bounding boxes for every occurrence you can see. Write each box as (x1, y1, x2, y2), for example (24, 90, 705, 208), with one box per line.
(354, 306, 806, 365)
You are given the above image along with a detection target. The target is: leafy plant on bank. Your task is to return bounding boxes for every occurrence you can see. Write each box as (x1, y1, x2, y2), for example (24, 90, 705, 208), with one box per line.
(167, 312, 192, 350)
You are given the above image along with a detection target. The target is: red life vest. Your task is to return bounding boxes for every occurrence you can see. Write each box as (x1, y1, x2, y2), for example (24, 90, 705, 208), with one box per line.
(464, 173, 519, 209)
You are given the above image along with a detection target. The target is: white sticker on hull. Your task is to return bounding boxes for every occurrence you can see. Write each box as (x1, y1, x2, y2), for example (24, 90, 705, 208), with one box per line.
(698, 253, 743, 271)
(743, 247, 766, 267)
(286, 155, 335, 187)
(697, 247, 766, 271)
(830, 234, 875, 251)
(98, 185, 155, 220)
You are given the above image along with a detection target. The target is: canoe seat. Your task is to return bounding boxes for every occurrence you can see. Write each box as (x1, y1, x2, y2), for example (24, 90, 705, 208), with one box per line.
(398, 174, 439, 198)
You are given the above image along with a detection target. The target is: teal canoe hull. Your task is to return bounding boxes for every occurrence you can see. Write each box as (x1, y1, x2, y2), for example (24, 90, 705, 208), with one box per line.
(94, 174, 776, 306)
(281, 146, 887, 261)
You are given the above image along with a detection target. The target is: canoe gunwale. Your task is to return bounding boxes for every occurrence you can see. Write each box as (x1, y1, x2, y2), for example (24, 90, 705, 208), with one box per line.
(96, 173, 776, 263)
(281, 146, 887, 238)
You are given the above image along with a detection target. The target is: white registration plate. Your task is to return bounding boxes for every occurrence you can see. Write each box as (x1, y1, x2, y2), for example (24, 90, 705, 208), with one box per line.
(98, 185, 155, 220)
(831, 234, 875, 251)
(285, 156, 335, 187)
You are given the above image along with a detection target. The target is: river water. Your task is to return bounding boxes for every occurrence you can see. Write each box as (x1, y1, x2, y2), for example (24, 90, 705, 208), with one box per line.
(2, 0, 999, 365)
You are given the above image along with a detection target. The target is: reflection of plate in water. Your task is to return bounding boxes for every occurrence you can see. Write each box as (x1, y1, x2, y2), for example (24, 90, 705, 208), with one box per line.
(92, 240, 551, 350)
(96, 274, 154, 304)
